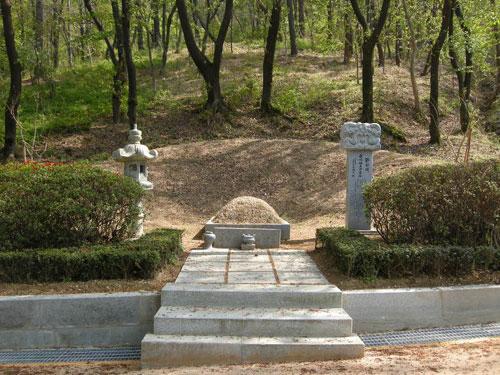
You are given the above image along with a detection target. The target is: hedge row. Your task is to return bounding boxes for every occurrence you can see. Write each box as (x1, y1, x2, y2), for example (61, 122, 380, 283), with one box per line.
(0, 229, 183, 283)
(316, 228, 499, 279)
(363, 160, 499, 246)
(0, 162, 144, 251)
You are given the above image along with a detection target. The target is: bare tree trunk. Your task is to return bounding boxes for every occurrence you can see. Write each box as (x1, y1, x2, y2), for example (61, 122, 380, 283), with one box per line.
(122, 0, 137, 128)
(350, 0, 391, 123)
(429, 0, 452, 144)
(152, 0, 161, 48)
(327, 0, 334, 41)
(449, 0, 473, 133)
(402, 0, 421, 113)
(298, 0, 305, 37)
(51, 0, 64, 69)
(286, 0, 298, 56)
(344, 13, 354, 64)
(161, 2, 177, 72)
(1, 0, 23, 161)
(492, 0, 500, 96)
(395, 3, 402, 67)
(261, 0, 282, 112)
(176, 0, 233, 111)
(34, 0, 44, 80)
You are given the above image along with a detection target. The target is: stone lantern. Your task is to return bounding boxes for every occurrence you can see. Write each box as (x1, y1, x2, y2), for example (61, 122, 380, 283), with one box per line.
(113, 124, 158, 237)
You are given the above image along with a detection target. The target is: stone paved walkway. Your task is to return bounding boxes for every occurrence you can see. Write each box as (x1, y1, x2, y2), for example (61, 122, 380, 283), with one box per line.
(176, 249, 328, 285)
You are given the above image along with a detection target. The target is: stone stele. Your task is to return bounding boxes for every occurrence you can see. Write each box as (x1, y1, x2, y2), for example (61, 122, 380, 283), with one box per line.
(340, 122, 381, 230)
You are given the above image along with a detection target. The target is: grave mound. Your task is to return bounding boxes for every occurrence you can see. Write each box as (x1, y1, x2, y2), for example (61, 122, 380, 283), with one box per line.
(212, 196, 286, 224)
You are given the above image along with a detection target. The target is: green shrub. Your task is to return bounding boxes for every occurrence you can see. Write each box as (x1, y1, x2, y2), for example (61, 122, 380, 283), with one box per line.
(364, 160, 499, 246)
(0, 162, 144, 251)
(316, 228, 499, 278)
(0, 229, 183, 282)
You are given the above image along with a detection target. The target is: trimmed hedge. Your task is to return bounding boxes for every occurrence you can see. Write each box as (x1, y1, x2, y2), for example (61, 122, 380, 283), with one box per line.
(317, 228, 499, 279)
(363, 160, 499, 246)
(0, 162, 144, 251)
(0, 229, 183, 282)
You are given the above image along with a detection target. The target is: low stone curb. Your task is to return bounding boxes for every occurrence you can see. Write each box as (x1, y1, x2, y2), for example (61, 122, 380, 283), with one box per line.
(343, 284, 500, 333)
(0, 284, 498, 350)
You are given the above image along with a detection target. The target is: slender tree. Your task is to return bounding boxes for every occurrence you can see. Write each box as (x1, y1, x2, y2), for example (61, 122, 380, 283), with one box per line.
(83, 0, 126, 124)
(261, 0, 282, 113)
(344, 13, 354, 64)
(447, 0, 472, 133)
(401, 0, 421, 113)
(34, 0, 44, 80)
(349, 0, 391, 122)
(176, 0, 234, 112)
(429, 0, 452, 144)
(1, 0, 23, 160)
(286, 0, 298, 56)
(161, 1, 177, 72)
(491, 0, 499, 96)
(122, 0, 137, 128)
(298, 0, 305, 37)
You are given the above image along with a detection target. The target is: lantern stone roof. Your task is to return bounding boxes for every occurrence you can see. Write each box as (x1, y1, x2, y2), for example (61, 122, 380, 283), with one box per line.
(112, 124, 158, 162)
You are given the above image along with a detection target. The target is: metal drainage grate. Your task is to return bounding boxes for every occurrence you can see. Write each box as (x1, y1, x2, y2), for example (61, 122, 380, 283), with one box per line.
(0, 347, 140, 364)
(0, 324, 498, 365)
(360, 323, 500, 347)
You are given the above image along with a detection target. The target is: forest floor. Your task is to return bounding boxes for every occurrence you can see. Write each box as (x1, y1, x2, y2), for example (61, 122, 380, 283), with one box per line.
(1, 47, 498, 295)
(1, 338, 498, 374)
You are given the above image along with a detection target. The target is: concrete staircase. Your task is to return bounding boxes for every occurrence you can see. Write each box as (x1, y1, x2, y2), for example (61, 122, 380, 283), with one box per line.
(141, 249, 364, 368)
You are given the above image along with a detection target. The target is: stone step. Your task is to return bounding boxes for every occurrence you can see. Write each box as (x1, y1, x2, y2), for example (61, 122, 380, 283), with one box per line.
(153, 306, 353, 338)
(141, 334, 365, 368)
(161, 283, 342, 308)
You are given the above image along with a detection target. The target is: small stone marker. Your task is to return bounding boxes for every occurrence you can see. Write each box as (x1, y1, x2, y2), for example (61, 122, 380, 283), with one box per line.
(340, 122, 381, 230)
(113, 124, 158, 237)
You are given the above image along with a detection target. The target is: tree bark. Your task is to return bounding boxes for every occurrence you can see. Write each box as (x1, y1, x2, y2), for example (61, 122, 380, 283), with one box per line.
(176, 0, 233, 111)
(493, 0, 500, 96)
(401, 0, 421, 113)
(1, 0, 23, 160)
(298, 0, 305, 37)
(261, 0, 282, 112)
(395, 4, 402, 67)
(344, 13, 354, 64)
(327, 0, 334, 42)
(152, 0, 161, 48)
(122, 0, 137, 128)
(429, 0, 452, 144)
(111, 0, 126, 124)
(286, 0, 298, 56)
(161, 2, 177, 72)
(34, 0, 44, 80)
(376, 42, 385, 67)
(51, 0, 64, 69)
(349, 0, 391, 123)
(449, 0, 472, 133)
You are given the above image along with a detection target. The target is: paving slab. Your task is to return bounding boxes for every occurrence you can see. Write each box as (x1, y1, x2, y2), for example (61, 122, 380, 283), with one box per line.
(181, 262, 227, 272)
(278, 271, 328, 285)
(227, 272, 277, 284)
(228, 262, 274, 272)
(175, 272, 225, 284)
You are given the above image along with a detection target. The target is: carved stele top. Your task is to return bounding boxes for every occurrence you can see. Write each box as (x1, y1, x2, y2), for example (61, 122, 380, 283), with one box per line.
(340, 122, 381, 151)
(112, 124, 159, 162)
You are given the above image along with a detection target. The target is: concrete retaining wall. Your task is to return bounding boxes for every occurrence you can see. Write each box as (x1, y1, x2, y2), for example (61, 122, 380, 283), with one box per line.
(0, 292, 160, 350)
(1, 285, 498, 350)
(343, 284, 500, 333)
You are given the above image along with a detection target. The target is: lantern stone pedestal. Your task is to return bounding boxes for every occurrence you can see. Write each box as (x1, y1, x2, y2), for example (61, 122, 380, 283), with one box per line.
(340, 122, 381, 231)
(113, 124, 158, 238)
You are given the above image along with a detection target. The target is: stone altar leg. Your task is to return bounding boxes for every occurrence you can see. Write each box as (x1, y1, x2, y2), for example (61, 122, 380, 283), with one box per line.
(340, 122, 381, 231)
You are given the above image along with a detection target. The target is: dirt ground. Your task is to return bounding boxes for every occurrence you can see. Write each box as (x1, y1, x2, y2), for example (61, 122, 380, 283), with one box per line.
(1, 338, 499, 374)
